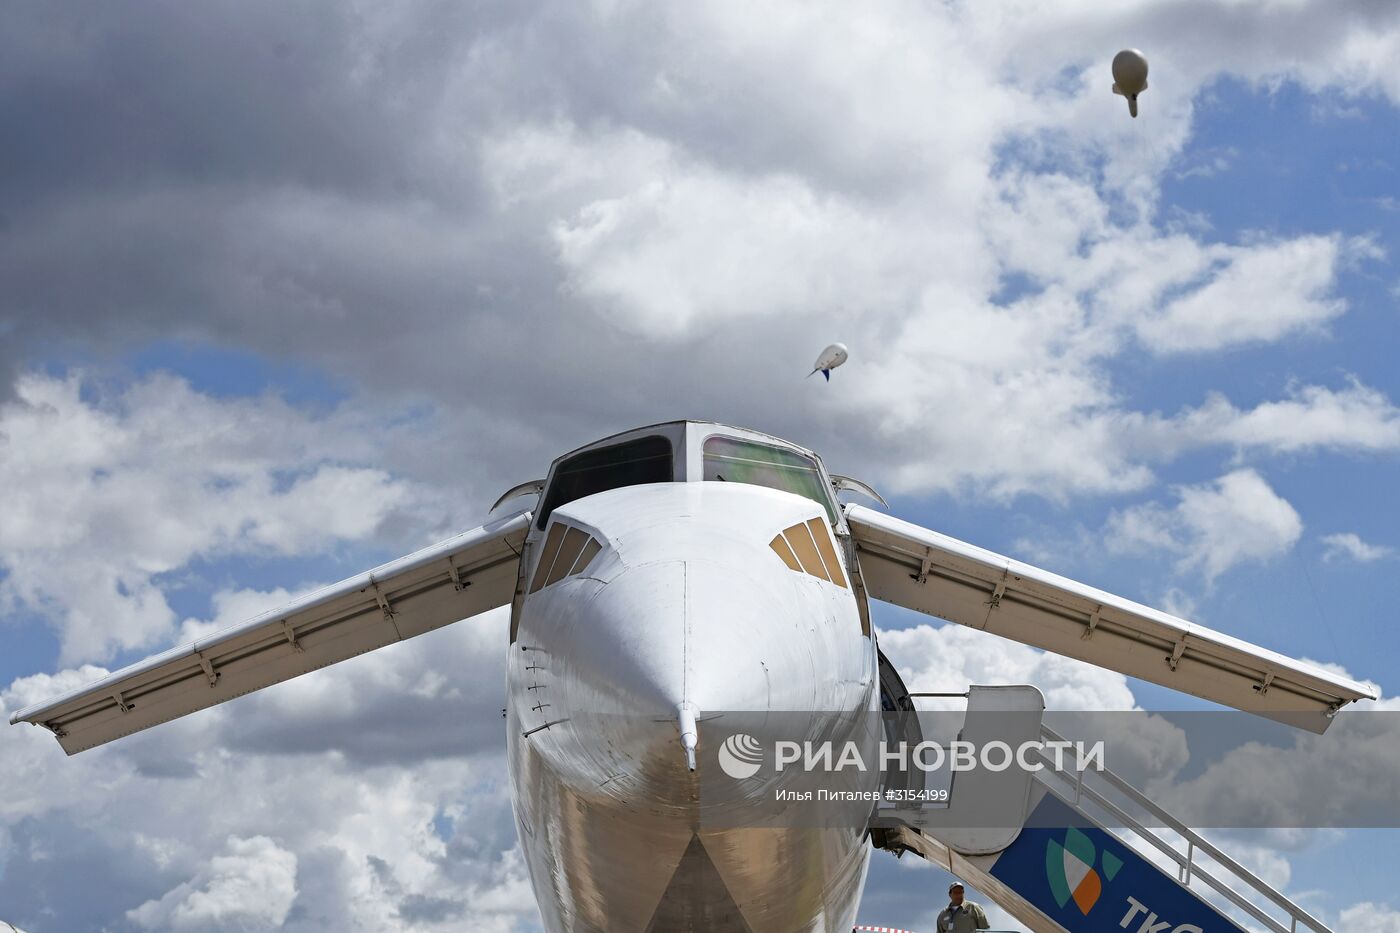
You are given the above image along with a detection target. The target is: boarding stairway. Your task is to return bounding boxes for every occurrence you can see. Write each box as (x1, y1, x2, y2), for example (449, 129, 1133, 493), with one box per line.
(867, 680, 1333, 933)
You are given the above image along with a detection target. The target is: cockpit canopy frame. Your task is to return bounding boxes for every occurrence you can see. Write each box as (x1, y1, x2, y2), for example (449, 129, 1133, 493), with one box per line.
(533, 420, 844, 533)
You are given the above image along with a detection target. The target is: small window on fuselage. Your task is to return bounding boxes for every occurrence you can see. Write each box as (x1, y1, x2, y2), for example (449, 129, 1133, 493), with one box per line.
(536, 435, 673, 529)
(702, 436, 836, 524)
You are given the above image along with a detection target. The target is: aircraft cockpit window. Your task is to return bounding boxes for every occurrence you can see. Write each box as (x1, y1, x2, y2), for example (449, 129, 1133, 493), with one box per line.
(536, 435, 673, 529)
(702, 436, 836, 523)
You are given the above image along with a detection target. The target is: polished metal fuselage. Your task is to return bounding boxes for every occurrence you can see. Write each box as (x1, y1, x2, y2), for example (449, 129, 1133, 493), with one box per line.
(506, 482, 879, 932)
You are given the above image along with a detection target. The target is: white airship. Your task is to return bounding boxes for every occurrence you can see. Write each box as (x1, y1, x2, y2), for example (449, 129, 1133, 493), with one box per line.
(1112, 49, 1149, 117)
(9, 421, 1374, 932)
(808, 342, 848, 380)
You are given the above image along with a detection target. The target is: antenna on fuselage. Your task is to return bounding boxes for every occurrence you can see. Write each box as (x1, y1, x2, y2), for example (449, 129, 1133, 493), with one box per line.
(677, 702, 699, 771)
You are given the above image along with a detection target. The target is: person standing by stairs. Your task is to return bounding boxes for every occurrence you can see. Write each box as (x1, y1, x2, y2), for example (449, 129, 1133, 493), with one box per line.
(937, 881, 990, 932)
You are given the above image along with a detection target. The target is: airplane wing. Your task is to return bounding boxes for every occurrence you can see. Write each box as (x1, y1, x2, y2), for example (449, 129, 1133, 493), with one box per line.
(846, 505, 1376, 733)
(10, 512, 530, 754)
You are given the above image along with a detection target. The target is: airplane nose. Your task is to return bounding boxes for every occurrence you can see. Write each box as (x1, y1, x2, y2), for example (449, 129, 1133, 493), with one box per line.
(564, 558, 786, 718)
(523, 554, 846, 794)
(565, 559, 692, 715)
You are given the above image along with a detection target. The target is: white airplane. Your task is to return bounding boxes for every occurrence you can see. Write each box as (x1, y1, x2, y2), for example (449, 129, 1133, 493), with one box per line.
(9, 421, 1376, 932)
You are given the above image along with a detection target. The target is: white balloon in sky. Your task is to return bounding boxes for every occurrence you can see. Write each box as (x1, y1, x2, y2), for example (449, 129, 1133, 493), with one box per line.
(808, 343, 849, 381)
(1111, 49, 1149, 118)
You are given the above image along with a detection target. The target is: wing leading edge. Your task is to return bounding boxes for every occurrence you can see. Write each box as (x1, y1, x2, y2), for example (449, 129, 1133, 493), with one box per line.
(846, 505, 1376, 733)
(10, 512, 530, 754)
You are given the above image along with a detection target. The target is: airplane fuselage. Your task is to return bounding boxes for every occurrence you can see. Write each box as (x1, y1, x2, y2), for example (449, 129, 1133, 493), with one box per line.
(506, 479, 878, 932)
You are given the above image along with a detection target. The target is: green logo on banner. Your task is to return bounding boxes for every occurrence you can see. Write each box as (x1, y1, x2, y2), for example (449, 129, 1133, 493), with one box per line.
(1045, 828, 1123, 916)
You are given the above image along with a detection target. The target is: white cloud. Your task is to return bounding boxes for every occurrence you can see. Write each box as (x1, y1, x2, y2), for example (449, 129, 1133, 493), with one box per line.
(1159, 586, 1200, 620)
(1174, 146, 1238, 180)
(445, 7, 1398, 504)
(0, 664, 113, 728)
(0, 6, 1393, 507)
(128, 835, 299, 933)
(0, 613, 539, 932)
(1340, 901, 1400, 932)
(1299, 657, 1384, 700)
(976, 0, 1400, 105)
(1146, 699, 1400, 830)
(0, 373, 432, 664)
(1106, 469, 1303, 582)
(551, 162, 909, 338)
(1322, 532, 1396, 563)
(1129, 660, 1395, 830)
(1169, 380, 1400, 454)
(877, 621, 1137, 711)
(175, 585, 327, 644)
(1136, 235, 1360, 353)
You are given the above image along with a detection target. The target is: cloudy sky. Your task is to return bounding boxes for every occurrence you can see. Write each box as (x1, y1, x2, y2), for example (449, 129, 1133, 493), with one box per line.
(2, 1, 1399, 930)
